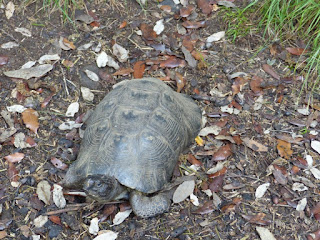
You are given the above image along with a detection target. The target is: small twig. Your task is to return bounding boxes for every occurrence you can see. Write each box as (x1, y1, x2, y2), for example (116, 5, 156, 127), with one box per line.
(60, 66, 69, 95)
(0, 29, 18, 42)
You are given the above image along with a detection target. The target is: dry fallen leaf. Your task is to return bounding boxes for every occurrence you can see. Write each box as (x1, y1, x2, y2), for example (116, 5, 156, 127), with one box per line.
(4, 64, 53, 80)
(195, 136, 204, 146)
(52, 184, 66, 208)
(4, 152, 25, 163)
(93, 230, 118, 240)
(66, 102, 79, 117)
(250, 75, 264, 95)
(112, 68, 134, 76)
(277, 139, 293, 159)
(242, 213, 271, 226)
(180, 5, 195, 17)
(0, 56, 9, 66)
(5, 1, 15, 19)
(36, 180, 51, 205)
(112, 43, 129, 63)
(51, 157, 68, 170)
(197, 0, 213, 14)
(112, 209, 132, 226)
(89, 217, 99, 235)
(7, 162, 19, 183)
(212, 144, 232, 161)
(22, 108, 39, 134)
(193, 201, 215, 215)
(160, 56, 186, 68)
(173, 180, 195, 203)
(62, 38, 76, 50)
(140, 23, 157, 41)
(182, 20, 206, 29)
(256, 226, 276, 240)
(255, 183, 270, 199)
(33, 215, 48, 228)
(242, 137, 268, 152)
(262, 64, 280, 80)
(175, 72, 186, 93)
(119, 21, 127, 29)
(286, 47, 307, 56)
(133, 61, 145, 79)
(209, 175, 224, 193)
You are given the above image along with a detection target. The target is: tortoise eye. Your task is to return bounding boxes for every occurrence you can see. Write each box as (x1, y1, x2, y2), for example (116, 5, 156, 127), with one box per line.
(95, 181, 102, 188)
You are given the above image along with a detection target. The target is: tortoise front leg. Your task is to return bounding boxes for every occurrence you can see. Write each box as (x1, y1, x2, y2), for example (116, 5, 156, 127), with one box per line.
(129, 191, 170, 218)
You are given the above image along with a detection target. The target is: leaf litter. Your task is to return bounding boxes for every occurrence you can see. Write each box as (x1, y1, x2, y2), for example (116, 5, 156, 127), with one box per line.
(1, 0, 320, 239)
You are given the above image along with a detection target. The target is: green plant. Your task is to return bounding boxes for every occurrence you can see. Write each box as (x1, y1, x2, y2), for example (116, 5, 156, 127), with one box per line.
(223, 0, 259, 42)
(260, 0, 320, 100)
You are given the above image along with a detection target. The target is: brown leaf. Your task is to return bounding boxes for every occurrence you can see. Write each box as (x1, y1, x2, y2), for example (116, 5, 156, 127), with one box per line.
(187, 153, 202, 166)
(182, 36, 197, 51)
(180, 5, 195, 17)
(286, 47, 307, 56)
(140, 23, 157, 41)
(4, 152, 25, 163)
(262, 64, 280, 80)
(212, 144, 232, 161)
(61, 59, 74, 68)
(221, 203, 236, 213)
(160, 56, 186, 68)
(19, 225, 29, 238)
(100, 204, 117, 222)
(160, 5, 172, 13)
(209, 175, 224, 192)
(275, 134, 303, 144)
(308, 229, 320, 240)
(49, 215, 62, 225)
(62, 38, 76, 50)
(119, 21, 127, 29)
(88, 10, 100, 27)
(311, 202, 320, 216)
(182, 20, 206, 29)
(50, 157, 68, 170)
(272, 165, 287, 185)
(119, 202, 132, 212)
(232, 135, 242, 145)
(291, 165, 300, 174)
(133, 61, 145, 79)
(232, 77, 247, 95)
(0, 231, 7, 239)
(197, 0, 213, 14)
(242, 213, 271, 226)
(250, 75, 263, 95)
(112, 68, 134, 76)
(193, 201, 215, 215)
(269, 43, 279, 56)
(7, 162, 19, 182)
(22, 108, 39, 134)
(208, 166, 227, 178)
(0, 56, 9, 66)
(175, 72, 186, 93)
(276, 139, 293, 159)
(41, 93, 54, 108)
(242, 137, 268, 152)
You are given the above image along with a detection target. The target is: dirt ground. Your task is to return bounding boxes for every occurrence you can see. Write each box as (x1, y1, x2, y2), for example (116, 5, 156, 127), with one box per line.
(1, 0, 320, 239)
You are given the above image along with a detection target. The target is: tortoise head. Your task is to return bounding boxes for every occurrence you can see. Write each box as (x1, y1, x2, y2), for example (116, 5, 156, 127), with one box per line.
(83, 175, 123, 202)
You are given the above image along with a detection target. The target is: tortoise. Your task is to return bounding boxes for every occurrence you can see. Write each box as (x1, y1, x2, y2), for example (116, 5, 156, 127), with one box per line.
(63, 77, 202, 218)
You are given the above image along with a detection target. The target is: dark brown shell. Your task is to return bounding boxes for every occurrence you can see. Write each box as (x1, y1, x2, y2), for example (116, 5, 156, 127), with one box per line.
(65, 78, 201, 194)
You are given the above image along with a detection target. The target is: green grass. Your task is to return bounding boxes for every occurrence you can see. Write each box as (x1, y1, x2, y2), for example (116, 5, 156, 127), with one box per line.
(223, 0, 320, 99)
(261, 0, 320, 99)
(223, 0, 259, 42)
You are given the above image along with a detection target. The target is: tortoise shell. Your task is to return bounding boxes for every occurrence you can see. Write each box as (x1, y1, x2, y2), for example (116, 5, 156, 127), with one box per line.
(64, 77, 201, 194)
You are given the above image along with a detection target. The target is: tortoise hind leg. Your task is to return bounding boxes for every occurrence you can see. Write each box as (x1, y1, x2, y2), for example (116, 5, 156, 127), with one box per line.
(129, 191, 170, 218)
